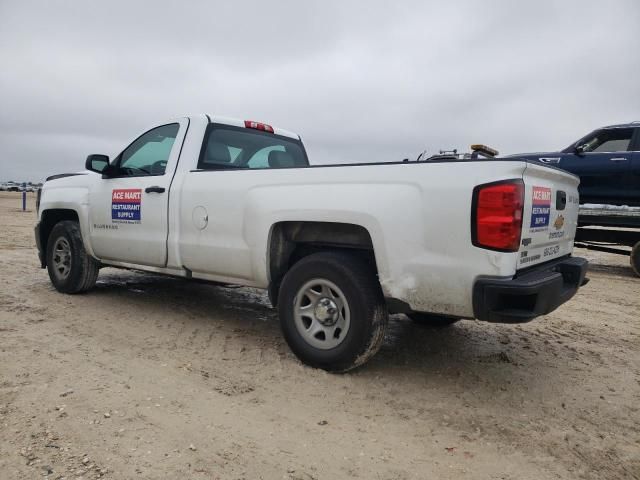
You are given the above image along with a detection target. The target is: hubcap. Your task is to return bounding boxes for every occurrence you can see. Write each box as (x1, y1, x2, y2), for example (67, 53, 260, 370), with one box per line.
(293, 279, 350, 350)
(315, 297, 339, 326)
(52, 237, 72, 280)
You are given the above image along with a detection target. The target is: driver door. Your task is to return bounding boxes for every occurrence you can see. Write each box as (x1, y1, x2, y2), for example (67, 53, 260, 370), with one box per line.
(559, 128, 632, 204)
(88, 120, 188, 267)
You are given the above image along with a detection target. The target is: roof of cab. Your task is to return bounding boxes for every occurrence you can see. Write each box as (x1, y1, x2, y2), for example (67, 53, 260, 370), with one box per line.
(601, 121, 640, 129)
(206, 114, 301, 140)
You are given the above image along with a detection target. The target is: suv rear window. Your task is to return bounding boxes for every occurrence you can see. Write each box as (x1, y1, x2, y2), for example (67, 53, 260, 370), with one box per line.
(198, 124, 308, 170)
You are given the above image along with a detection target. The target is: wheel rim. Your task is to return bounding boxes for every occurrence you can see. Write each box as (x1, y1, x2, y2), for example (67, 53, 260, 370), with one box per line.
(293, 278, 351, 350)
(52, 237, 72, 280)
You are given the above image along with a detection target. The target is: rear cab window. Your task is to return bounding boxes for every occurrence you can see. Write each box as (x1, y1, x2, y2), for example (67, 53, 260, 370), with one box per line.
(198, 124, 309, 170)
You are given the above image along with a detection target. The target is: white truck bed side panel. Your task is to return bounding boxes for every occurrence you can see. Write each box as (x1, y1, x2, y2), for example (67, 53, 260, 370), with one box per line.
(178, 161, 528, 317)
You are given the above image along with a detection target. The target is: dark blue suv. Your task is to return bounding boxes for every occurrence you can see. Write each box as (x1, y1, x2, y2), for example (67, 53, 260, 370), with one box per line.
(512, 122, 640, 206)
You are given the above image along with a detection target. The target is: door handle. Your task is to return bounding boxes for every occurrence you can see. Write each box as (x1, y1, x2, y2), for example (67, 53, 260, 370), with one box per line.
(610, 157, 628, 162)
(145, 186, 166, 193)
(539, 157, 561, 164)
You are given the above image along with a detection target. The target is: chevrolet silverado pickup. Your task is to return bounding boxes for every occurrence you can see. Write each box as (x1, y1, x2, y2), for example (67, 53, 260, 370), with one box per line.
(35, 115, 588, 371)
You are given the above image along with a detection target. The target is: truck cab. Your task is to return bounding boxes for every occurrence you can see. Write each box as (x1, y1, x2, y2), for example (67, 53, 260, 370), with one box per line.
(83, 117, 308, 268)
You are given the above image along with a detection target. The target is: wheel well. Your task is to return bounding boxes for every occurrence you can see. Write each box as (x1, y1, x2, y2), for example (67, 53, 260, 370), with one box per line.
(39, 209, 79, 266)
(267, 221, 377, 306)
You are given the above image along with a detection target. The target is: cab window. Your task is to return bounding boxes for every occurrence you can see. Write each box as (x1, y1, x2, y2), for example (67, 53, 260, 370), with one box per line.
(246, 146, 286, 168)
(198, 125, 308, 170)
(579, 128, 633, 153)
(117, 123, 180, 176)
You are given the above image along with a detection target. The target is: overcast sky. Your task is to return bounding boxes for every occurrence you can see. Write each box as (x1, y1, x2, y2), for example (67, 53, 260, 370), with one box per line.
(1, 0, 639, 182)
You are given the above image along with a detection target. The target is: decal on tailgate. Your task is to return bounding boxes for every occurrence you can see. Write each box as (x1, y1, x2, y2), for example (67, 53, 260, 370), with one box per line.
(112, 189, 142, 223)
(549, 214, 565, 239)
(530, 186, 551, 231)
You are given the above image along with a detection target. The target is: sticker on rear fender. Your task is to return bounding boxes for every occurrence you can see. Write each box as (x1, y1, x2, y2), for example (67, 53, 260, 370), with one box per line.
(520, 244, 563, 266)
(530, 186, 551, 231)
(544, 245, 560, 257)
(520, 250, 541, 265)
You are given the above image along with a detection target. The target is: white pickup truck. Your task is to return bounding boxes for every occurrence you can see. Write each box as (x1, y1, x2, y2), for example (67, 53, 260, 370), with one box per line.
(35, 115, 588, 371)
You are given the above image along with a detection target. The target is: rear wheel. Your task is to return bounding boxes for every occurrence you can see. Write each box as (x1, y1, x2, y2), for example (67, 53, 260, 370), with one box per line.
(46, 221, 99, 293)
(407, 312, 460, 327)
(278, 251, 388, 372)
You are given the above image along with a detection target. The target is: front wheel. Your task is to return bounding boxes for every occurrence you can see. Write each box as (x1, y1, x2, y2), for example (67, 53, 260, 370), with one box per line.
(46, 221, 99, 294)
(278, 251, 388, 372)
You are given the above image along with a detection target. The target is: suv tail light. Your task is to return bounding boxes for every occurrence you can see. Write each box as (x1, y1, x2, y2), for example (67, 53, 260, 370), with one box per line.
(244, 120, 274, 133)
(472, 180, 524, 252)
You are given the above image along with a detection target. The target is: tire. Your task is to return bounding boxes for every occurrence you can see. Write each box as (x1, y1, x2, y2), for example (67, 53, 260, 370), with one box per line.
(407, 312, 460, 327)
(631, 241, 640, 278)
(46, 220, 99, 294)
(278, 251, 388, 372)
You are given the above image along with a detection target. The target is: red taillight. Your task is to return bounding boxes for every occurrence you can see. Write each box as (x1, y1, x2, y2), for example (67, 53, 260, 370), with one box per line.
(472, 180, 524, 252)
(244, 120, 274, 133)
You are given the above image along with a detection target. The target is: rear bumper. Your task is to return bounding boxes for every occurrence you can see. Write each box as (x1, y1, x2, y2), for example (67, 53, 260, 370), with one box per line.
(473, 256, 588, 323)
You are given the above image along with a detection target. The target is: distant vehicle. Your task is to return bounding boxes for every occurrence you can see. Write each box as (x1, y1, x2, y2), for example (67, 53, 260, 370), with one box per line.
(4, 181, 21, 192)
(2, 182, 38, 192)
(511, 122, 640, 206)
(35, 114, 588, 371)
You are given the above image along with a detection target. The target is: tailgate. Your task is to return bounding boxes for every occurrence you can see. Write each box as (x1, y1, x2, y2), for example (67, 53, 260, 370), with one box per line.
(518, 162, 580, 270)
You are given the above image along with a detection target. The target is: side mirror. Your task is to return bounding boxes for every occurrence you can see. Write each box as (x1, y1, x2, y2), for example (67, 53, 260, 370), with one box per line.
(574, 144, 586, 156)
(85, 154, 110, 173)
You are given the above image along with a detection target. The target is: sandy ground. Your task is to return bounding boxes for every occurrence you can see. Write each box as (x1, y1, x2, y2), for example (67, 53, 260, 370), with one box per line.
(0, 191, 638, 480)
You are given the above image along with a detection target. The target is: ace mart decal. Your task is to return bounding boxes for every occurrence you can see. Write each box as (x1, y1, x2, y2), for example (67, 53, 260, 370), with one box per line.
(112, 189, 142, 223)
(530, 186, 551, 231)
